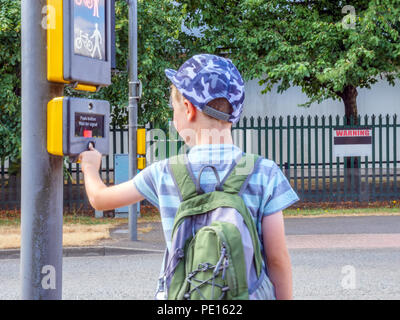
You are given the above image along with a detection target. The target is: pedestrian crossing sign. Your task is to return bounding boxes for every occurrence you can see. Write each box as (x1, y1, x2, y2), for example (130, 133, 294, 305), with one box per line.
(47, 0, 112, 91)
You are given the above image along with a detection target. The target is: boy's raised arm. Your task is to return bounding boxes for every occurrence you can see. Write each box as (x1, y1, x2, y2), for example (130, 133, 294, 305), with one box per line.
(79, 147, 144, 211)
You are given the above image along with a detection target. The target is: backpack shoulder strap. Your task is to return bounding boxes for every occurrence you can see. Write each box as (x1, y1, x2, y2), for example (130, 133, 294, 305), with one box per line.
(168, 153, 198, 201)
(169, 152, 262, 200)
(222, 153, 262, 195)
(168, 153, 262, 201)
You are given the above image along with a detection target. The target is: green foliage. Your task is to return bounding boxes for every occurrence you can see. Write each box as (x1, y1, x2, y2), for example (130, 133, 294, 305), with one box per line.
(178, 0, 400, 109)
(0, 0, 21, 162)
(0, 0, 201, 161)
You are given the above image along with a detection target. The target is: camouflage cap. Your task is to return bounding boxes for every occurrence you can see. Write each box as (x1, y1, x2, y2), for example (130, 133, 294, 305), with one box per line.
(165, 54, 245, 124)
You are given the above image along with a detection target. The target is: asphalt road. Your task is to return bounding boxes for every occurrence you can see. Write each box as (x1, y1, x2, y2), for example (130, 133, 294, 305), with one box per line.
(1, 247, 400, 300)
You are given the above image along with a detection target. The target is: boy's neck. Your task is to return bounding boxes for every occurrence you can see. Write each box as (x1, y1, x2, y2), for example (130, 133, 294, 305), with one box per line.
(194, 127, 233, 145)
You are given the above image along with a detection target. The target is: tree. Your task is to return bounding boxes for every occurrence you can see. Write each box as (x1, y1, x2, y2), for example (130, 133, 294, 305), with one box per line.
(0, 0, 197, 163)
(178, 0, 400, 194)
(179, 0, 400, 124)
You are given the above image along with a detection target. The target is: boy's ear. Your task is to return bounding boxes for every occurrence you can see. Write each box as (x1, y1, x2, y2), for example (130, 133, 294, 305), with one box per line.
(183, 98, 197, 122)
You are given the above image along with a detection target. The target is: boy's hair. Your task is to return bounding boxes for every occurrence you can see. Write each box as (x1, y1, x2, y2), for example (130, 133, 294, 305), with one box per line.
(171, 85, 233, 124)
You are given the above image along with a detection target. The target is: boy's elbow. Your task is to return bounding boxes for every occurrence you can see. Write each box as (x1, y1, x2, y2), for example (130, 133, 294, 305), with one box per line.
(87, 184, 109, 211)
(266, 250, 291, 268)
(89, 195, 101, 211)
(89, 194, 106, 211)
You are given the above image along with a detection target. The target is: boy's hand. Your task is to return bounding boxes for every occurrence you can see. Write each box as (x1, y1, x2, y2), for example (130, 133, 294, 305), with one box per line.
(79, 144, 102, 173)
(78, 143, 144, 211)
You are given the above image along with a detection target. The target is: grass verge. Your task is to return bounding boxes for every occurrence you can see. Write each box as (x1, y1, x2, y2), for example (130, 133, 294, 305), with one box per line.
(0, 224, 115, 250)
(0, 210, 160, 250)
(284, 206, 400, 217)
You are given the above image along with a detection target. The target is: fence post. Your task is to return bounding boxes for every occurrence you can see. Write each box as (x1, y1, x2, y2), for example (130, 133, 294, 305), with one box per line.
(321, 115, 326, 202)
(257, 116, 262, 156)
(328, 115, 333, 201)
(287, 115, 291, 181)
(372, 114, 376, 201)
(279, 116, 283, 170)
(307, 116, 312, 201)
(394, 114, 398, 196)
(336, 115, 341, 201)
(264, 116, 269, 160)
(272, 116, 276, 162)
(1, 160, 4, 206)
(379, 115, 383, 199)
(243, 117, 247, 153)
(363, 114, 369, 202)
(293, 116, 298, 196)
(300, 116, 305, 200)
(386, 114, 390, 198)
(284, 162, 289, 179)
(314, 115, 319, 202)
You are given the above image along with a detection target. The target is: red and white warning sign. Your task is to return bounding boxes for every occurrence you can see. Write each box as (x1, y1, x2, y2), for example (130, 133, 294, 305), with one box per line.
(333, 127, 372, 157)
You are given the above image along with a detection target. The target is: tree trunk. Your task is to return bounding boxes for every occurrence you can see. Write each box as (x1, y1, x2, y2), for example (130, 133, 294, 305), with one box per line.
(338, 85, 361, 201)
(342, 85, 358, 125)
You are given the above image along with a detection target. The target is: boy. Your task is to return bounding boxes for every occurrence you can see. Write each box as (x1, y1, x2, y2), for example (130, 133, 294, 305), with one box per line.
(79, 54, 299, 299)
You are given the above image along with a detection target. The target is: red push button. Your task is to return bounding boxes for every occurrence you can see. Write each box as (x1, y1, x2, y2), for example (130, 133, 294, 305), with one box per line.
(83, 130, 92, 138)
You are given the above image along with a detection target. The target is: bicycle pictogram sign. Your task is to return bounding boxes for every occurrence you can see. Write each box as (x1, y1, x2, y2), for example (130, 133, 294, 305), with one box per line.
(73, 0, 105, 60)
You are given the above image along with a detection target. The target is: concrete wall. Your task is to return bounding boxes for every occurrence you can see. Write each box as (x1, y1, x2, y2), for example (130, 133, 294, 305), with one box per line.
(241, 78, 400, 119)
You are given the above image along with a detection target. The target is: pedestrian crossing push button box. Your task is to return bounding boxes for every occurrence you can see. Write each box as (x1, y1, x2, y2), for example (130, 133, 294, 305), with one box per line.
(47, 97, 110, 158)
(47, 0, 112, 91)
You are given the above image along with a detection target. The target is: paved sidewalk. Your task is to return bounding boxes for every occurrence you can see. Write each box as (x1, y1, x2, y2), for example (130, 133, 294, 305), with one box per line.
(99, 221, 166, 252)
(101, 215, 400, 251)
(0, 221, 166, 260)
(1, 215, 400, 259)
(284, 215, 400, 249)
(91, 215, 400, 252)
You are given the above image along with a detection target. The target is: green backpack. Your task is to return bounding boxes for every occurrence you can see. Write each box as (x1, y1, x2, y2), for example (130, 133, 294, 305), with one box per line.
(155, 152, 275, 300)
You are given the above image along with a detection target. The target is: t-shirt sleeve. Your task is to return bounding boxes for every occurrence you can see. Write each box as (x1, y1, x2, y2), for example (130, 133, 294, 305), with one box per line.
(132, 162, 160, 210)
(262, 162, 300, 216)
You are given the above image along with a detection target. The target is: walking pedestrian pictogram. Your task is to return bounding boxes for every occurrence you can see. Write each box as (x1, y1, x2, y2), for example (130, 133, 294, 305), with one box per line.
(47, 0, 111, 90)
(90, 23, 103, 60)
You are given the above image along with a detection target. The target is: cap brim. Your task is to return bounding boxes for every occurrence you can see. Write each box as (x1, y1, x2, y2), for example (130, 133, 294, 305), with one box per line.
(165, 68, 187, 96)
(165, 68, 178, 83)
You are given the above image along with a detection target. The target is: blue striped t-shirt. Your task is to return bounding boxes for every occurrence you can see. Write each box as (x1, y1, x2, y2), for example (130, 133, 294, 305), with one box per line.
(132, 144, 300, 251)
